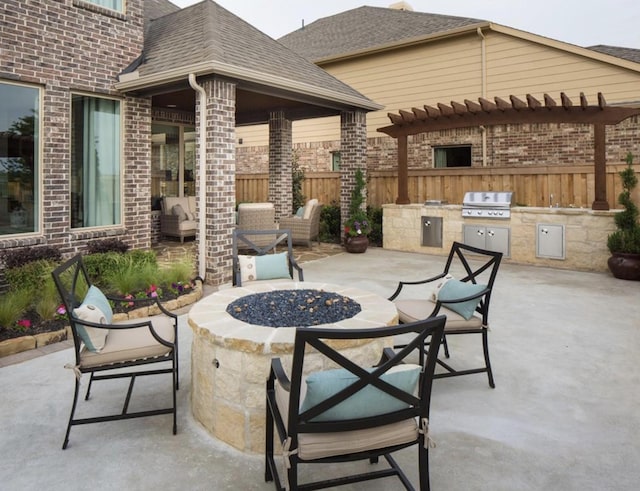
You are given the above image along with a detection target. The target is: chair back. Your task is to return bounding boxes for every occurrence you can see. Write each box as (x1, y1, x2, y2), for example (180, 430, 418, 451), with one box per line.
(51, 255, 93, 359)
(307, 202, 322, 241)
(442, 241, 502, 323)
(232, 229, 303, 286)
(283, 316, 446, 447)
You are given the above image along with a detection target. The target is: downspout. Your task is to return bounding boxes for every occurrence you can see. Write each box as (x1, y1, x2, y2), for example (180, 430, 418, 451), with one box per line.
(188, 73, 207, 281)
(477, 27, 488, 167)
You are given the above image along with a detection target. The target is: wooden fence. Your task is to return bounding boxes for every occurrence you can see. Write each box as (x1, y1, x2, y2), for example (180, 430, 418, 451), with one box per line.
(236, 164, 636, 209)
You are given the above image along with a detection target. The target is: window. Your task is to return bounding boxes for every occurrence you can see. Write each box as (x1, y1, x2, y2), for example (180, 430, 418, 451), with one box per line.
(151, 124, 195, 210)
(0, 81, 40, 236)
(71, 95, 122, 228)
(331, 151, 341, 171)
(434, 145, 472, 168)
(85, 0, 123, 12)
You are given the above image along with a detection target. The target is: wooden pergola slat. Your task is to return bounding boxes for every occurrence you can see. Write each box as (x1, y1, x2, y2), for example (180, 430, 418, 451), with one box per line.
(378, 92, 640, 209)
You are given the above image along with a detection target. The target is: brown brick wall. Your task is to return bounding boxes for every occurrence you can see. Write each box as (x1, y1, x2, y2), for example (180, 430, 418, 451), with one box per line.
(0, 0, 150, 255)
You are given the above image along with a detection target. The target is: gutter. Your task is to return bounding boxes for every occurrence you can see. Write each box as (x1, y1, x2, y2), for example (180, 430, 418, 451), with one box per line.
(188, 73, 207, 281)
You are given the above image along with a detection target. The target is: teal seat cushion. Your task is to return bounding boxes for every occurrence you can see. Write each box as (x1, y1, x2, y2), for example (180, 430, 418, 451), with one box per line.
(255, 252, 291, 281)
(437, 280, 486, 320)
(300, 364, 421, 422)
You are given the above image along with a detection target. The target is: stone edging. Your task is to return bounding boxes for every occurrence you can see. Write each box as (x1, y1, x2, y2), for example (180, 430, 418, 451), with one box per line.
(0, 281, 203, 359)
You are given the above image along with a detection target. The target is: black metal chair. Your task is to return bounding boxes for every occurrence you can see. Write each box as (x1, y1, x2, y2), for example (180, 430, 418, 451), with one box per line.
(51, 254, 178, 449)
(265, 316, 446, 491)
(389, 242, 502, 388)
(232, 228, 304, 286)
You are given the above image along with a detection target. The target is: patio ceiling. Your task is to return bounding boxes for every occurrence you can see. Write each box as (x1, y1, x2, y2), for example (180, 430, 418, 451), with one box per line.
(378, 92, 640, 210)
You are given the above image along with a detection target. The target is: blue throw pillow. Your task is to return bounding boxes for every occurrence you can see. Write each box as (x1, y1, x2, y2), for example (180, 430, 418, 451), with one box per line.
(295, 206, 304, 217)
(437, 279, 486, 320)
(300, 364, 421, 421)
(255, 252, 291, 281)
(83, 285, 113, 323)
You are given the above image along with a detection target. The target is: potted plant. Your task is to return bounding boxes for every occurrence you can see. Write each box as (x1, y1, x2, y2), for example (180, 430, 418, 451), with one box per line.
(607, 152, 640, 280)
(344, 169, 371, 253)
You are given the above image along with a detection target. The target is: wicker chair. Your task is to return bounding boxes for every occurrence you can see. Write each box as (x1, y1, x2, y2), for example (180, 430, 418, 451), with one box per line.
(237, 202, 279, 247)
(279, 200, 322, 247)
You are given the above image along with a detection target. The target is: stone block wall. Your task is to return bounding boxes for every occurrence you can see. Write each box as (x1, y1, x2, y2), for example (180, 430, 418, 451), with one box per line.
(383, 204, 617, 272)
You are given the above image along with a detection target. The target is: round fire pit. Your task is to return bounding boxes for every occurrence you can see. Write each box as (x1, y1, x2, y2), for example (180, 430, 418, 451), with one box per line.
(187, 281, 398, 453)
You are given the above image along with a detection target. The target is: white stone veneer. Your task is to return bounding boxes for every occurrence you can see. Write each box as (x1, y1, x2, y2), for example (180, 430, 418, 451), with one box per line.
(188, 281, 399, 453)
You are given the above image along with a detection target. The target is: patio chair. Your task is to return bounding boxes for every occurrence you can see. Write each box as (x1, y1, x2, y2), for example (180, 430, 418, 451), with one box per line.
(51, 255, 178, 449)
(265, 315, 446, 491)
(232, 229, 304, 286)
(389, 241, 502, 388)
(279, 199, 323, 247)
(237, 202, 279, 247)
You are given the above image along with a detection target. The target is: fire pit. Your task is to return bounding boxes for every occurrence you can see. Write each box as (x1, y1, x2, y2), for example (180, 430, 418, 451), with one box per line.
(188, 281, 398, 453)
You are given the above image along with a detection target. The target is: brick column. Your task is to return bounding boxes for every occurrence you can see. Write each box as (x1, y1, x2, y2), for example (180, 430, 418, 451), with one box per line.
(340, 110, 368, 234)
(268, 110, 293, 218)
(198, 77, 236, 285)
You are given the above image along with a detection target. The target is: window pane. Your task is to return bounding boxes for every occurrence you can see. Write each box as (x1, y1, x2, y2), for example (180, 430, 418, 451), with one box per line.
(0, 82, 39, 236)
(71, 95, 121, 228)
(87, 0, 123, 11)
(434, 146, 471, 168)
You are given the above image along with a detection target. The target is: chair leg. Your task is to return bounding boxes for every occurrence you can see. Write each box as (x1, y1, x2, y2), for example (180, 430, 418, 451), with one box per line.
(172, 355, 178, 435)
(482, 329, 495, 389)
(265, 399, 274, 482)
(418, 444, 431, 491)
(84, 372, 95, 400)
(442, 334, 450, 358)
(62, 378, 81, 450)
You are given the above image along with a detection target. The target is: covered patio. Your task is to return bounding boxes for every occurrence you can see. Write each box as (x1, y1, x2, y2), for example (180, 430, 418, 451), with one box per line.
(2, 248, 639, 490)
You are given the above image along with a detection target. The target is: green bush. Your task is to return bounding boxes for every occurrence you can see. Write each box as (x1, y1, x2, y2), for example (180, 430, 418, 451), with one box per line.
(367, 205, 383, 247)
(34, 278, 61, 321)
(320, 202, 341, 243)
(158, 258, 194, 287)
(0, 289, 32, 329)
(4, 259, 57, 292)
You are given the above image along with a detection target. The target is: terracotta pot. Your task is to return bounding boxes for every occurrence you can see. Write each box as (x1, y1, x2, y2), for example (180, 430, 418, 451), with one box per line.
(345, 235, 369, 253)
(607, 252, 640, 281)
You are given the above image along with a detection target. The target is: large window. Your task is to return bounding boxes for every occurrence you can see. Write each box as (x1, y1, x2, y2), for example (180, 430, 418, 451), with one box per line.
(434, 145, 472, 168)
(71, 95, 121, 228)
(151, 124, 195, 210)
(0, 81, 39, 236)
(85, 0, 123, 12)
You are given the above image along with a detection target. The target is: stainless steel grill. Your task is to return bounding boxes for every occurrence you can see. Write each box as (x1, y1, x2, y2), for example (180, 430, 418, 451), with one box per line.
(462, 191, 513, 219)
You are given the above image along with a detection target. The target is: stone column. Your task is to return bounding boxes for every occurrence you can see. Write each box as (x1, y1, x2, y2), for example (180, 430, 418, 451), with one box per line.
(340, 110, 368, 235)
(268, 110, 292, 218)
(197, 77, 236, 285)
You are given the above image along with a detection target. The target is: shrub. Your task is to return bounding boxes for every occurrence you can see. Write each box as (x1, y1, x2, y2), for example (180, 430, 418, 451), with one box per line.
(292, 150, 306, 213)
(0, 289, 32, 329)
(4, 259, 57, 292)
(320, 202, 341, 243)
(34, 278, 61, 321)
(0, 246, 61, 269)
(158, 258, 194, 287)
(367, 205, 383, 247)
(86, 238, 130, 254)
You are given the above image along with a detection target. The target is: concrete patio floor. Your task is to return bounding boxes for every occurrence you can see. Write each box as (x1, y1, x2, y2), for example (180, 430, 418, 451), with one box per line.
(1, 247, 639, 490)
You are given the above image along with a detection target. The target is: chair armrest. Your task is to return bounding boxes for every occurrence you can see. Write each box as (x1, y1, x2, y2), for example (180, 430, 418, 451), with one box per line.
(270, 358, 291, 392)
(388, 271, 449, 300)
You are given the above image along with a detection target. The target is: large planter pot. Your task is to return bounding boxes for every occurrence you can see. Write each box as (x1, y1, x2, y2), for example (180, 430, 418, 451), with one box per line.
(607, 252, 640, 281)
(345, 235, 369, 253)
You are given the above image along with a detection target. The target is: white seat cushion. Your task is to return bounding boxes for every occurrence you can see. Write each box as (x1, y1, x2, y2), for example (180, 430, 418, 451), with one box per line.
(79, 315, 175, 368)
(394, 298, 483, 330)
(275, 377, 418, 461)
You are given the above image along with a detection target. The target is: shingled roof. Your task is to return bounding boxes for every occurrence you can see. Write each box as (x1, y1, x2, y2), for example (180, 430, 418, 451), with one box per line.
(588, 45, 640, 64)
(278, 6, 486, 62)
(118, 0, 380, 113)
(144, 0, 180, 34)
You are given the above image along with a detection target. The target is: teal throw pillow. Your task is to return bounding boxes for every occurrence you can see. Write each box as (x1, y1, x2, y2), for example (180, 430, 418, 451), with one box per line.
(295, 206, 304, 217)
(437, 280, 486, 320)
(256, 252, 291, 281)
(300, 364, 421, 422)
(83, 285, 114, 323)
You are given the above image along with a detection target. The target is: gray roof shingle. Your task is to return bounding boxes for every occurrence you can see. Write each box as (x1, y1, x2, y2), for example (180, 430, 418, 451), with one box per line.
(278, 6, 486, 61)
(588, 45, 640, 64)
(144, 0, 180, 34)
(136, 0, 376, 107)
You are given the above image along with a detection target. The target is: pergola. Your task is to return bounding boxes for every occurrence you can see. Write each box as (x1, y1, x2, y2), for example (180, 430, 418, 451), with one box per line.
(378, 92, 640, 210)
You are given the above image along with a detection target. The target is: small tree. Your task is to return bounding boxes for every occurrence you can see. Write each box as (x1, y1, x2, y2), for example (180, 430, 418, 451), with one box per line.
(291, 150, 306, 213)
(607, 152, 640, 254)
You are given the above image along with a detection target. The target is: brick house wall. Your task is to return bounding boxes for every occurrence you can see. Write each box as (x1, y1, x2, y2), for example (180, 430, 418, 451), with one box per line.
(236, 117, 639, 173)
(0, 0, 150, 255)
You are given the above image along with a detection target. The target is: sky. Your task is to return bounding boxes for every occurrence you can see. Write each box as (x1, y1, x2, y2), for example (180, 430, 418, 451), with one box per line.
(170, 0, 640, 49)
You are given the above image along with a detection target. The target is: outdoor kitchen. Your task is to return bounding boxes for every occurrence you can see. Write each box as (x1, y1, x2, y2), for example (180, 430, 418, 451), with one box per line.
(383, 195, 618, 272)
